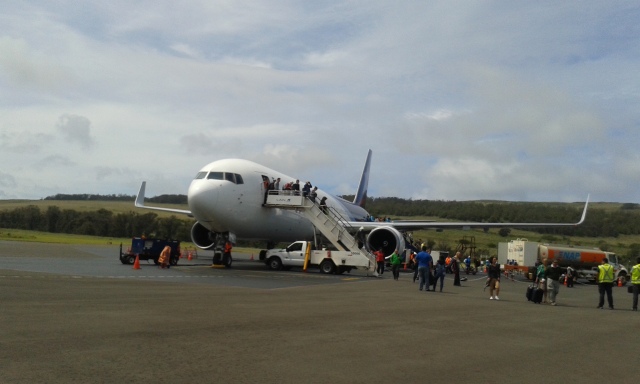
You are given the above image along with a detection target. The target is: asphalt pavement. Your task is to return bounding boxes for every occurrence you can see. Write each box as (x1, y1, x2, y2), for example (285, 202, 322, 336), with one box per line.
(0, 241, 637, 384)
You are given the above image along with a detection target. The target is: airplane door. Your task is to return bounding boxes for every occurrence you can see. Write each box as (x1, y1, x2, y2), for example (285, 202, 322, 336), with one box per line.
(261, 175, 270, 204)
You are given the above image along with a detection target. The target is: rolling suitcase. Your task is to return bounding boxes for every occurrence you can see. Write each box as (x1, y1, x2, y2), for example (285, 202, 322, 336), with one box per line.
(526, 285, 535, 301)
(532, 287, 544, 304)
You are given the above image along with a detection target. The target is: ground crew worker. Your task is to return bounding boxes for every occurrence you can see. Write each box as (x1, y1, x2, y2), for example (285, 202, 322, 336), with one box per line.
(158, 245, 171, 269)
(631, 257, 640, 311)
(374, 249, 386, 276)
(223, 240, 233, 266)
(597, 258, 615, 310)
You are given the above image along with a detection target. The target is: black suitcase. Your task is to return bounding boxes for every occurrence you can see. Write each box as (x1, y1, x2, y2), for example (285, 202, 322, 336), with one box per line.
(526, 285, 535, 301)
(532, 287, 544, 303)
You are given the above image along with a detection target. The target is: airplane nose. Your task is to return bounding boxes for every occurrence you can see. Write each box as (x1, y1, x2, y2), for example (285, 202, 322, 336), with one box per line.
(188, 180, 219, 222)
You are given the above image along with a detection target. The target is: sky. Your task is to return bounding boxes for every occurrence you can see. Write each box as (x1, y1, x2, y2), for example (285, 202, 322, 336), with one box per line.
(1, 1, 639, 203)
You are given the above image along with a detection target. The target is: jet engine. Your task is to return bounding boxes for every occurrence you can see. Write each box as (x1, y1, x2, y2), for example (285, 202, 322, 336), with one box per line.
(190, 222, 216, 250)
(366, 226, 406, 256)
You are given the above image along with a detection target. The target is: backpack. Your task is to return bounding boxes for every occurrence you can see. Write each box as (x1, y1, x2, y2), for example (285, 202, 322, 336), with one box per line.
(436, 263, 445, 276)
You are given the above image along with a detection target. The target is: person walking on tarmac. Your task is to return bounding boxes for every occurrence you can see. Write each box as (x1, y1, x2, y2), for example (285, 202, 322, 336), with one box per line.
(433, 258, 446, 292)
(487, 257, 501, 300)
(411, 252, 420, 283)
(566, 265, 576, 288)
(385, 249, 402, 281)
(536, 259, 549, 304)
(597, 257, 615, 310)
(158, 245, 171, 269)
(415, 246, 433, 291)
(451, 252, 462, 286)
(546, 259, 562, 306)
(631, 257, 640, 311)
(222, 240, 233, 266)
(374, 248, 386, 276)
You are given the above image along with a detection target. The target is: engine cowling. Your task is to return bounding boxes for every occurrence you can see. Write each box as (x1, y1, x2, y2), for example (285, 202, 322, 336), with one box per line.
(190, 222, 216, 250)
(366, 226, 406, 257)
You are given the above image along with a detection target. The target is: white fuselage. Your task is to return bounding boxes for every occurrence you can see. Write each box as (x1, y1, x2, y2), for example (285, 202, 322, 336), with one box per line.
(187, 159, 368, 242)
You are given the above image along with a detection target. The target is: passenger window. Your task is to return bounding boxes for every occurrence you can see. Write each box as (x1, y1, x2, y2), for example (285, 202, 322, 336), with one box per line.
(235, 174, 244, 184)
(207, 172, 223, 180)
(195, 171, 207, 179)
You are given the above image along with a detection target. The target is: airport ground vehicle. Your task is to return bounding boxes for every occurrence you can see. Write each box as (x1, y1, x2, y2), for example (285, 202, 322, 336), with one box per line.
(264, 241, 373, 274)
(498, 239, 627, 283)
(119, 237, 181, 266)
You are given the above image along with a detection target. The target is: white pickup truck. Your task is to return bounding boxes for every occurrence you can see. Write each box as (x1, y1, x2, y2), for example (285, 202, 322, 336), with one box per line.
(264, 241, 374, 275)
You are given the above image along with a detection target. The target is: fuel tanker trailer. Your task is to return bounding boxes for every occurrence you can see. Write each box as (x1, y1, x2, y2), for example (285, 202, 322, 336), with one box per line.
(538, 244, 627, 283)
(498, 239, 628, 283)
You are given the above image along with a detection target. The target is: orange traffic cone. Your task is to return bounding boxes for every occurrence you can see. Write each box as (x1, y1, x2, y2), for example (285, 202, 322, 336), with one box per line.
(187, 251, 192, 261)
(564, 276, 567, 286)
(133, 255, 141, 270)
(618, 277, 623, 287)
(250, 254, 254, 261)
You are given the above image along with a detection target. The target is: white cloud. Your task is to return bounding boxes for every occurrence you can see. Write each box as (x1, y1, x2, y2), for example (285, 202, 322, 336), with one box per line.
(0, 1, 638, 203)
(55, 114, 95, 149)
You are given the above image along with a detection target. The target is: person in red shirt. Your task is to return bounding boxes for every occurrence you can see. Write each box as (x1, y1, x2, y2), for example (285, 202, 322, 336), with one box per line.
(375, 249, 386, 276)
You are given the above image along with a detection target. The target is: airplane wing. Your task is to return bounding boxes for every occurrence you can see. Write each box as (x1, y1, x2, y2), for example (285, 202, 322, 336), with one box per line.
(135, 181, 193, 216)
(346, 195, 590, 231)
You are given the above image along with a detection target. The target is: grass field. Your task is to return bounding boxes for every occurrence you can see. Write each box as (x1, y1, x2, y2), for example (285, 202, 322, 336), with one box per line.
(0, 199, 188, 218)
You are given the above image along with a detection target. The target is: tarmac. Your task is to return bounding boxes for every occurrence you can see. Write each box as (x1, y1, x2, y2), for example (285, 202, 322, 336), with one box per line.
(1, 240, 638, 384)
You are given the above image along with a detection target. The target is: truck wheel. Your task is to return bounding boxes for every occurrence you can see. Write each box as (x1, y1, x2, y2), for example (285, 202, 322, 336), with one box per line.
(267, 257, 283, 271)
(127, 255, 136, 265)
(319, 260, 336, 274)
(170, 257, 179, 266)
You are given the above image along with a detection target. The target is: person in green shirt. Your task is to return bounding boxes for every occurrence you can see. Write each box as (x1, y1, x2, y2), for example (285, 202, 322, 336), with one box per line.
(386, 249, 402, 280)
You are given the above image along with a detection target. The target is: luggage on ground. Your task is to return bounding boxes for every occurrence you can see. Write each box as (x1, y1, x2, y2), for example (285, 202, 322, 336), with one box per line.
(526, 285, 535, 301)
(532, 287, 544, 303)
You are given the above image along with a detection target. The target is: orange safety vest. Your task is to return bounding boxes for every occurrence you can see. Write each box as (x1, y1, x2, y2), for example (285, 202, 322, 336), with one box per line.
(224, 242, 232, 253)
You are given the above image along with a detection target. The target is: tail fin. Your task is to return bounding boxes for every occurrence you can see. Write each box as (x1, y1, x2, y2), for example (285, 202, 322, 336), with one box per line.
(353, 149, 372, 208)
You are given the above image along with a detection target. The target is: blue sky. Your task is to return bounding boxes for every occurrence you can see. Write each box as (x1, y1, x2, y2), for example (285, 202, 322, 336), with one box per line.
(1, 1, 639, 203)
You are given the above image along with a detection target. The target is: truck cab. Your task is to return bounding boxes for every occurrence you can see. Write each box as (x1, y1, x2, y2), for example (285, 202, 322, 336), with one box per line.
(265, 241, 313, 270)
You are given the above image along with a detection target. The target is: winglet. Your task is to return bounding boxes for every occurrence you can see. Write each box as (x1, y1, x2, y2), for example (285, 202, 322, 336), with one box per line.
(133, 181, 192, 216)
(353, 149, 372, 208)
(135, 181, 147, 208)
(576, 194, 590, 225)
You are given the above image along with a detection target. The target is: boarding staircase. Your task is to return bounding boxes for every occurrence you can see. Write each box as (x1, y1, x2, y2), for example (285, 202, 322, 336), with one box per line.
(265, 191, 377, 275)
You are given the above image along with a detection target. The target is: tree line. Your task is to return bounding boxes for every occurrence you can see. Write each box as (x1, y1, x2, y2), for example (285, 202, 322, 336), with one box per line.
(2, 194, 639, 242)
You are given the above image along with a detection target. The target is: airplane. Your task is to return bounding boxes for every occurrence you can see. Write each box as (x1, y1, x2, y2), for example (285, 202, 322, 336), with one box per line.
(134, 149, 589, 265)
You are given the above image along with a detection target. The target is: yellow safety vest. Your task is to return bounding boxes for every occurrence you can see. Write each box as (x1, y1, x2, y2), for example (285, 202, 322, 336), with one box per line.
(631, 264, 640, 285)
(598, 264, 614, 283)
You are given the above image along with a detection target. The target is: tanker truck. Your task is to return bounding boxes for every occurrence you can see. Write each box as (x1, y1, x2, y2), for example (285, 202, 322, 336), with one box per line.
(498, 239, 628, 283)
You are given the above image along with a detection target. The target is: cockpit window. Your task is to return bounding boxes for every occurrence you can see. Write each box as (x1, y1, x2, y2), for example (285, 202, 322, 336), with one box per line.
(207, 172, 224, 180)
(195, 171, 207, 179)
(205, 171, 244, 184)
